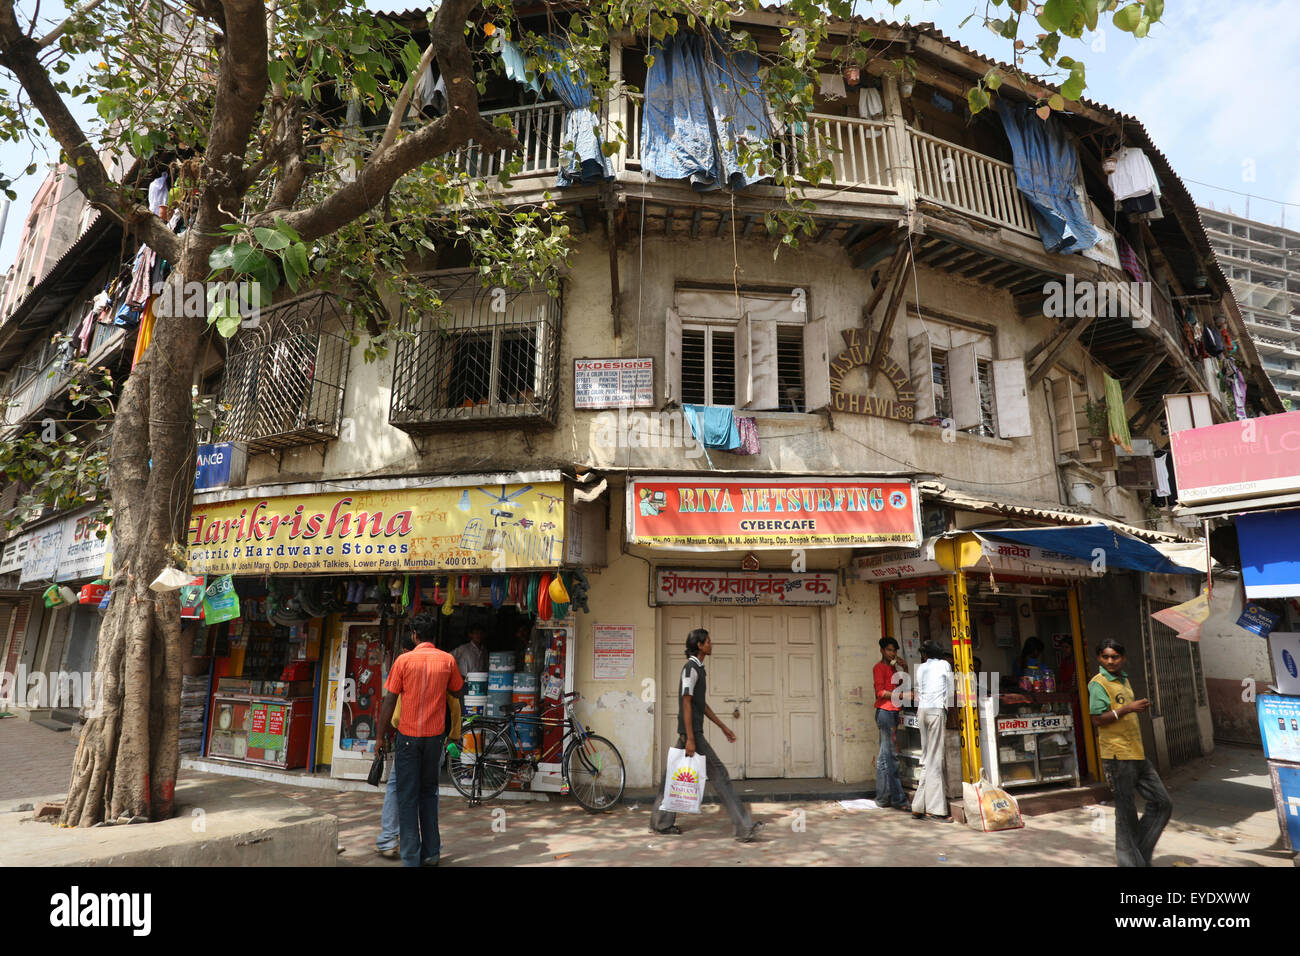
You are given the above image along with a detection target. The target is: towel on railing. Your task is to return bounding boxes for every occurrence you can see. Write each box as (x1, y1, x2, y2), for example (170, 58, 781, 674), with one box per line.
(682, 404, 742, 450)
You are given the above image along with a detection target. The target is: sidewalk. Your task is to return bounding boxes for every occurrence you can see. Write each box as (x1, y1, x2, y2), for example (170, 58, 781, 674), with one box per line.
(3, 716, 1293, 866)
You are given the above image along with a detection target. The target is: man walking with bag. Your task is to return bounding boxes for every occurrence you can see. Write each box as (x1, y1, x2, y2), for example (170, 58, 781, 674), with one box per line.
(650, 628, 759, 842)
(1089, 638, 1172, 866)
(911, 640, 954, 822)
(376, 612, 463, 867)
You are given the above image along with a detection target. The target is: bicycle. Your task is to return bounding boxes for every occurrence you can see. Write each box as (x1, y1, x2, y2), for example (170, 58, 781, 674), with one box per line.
(447, 691, 625, 812)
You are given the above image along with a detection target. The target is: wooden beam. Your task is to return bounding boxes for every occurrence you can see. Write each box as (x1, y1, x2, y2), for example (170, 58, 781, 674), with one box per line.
(858, 241, 908, 332)
(1121, 353, 1165, 404)
(715, 209, 732, 238)
(663, 207, 673, 235)
(845, 225, 893, 262)
(1027, 315, 1095, 388)
(817, 219, 839, 242)
(572, 205, 588, 234)
(743, 214, 757, 238)
(690, 208, 703, 238)
(867, 245, 913, 388)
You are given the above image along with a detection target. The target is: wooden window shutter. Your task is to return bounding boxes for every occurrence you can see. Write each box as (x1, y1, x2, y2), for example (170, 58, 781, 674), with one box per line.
(992, 358, 1032, 438)
(749, 316, 779, 410)
(734, 311, 753, 408)
(1050, 375, 1080, 452)
(947, 342, 981, 430)
(908, 332, 937, 420)
(802, 315, 831, 411)
(664, 307, 681, 404)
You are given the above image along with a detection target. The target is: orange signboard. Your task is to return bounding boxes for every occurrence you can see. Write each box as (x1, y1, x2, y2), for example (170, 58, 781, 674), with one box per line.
(627, 478, 919, 550)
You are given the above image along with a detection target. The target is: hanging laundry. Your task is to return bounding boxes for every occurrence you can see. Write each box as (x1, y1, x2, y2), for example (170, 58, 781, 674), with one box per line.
(818, 72, 846, 100)
(148, 174, 169, 215)
(769, 75, 812, 136)
(132, 297, 157, 369)
(728, 416, 761, 455)
(500, 39, 542, 95)
(415, 67, 445, 116)
(1106, 147, 1160, 202)
(993, 101, 1098, 255)
(1201, 323, 1223, 357)
(1103, 373, 1133, 453)
(682, 403, 742, 450)
(1232, 365, 1248, 420)
(125, 244, 156, 309)
(1116, 235, 1145, 282)
(1120, 192, 1158, 215)
(857, 86, 884, 120)
(1152, 450, 1172, 501)
(75, 302, 97, 356)
(543, 36, 614, 187)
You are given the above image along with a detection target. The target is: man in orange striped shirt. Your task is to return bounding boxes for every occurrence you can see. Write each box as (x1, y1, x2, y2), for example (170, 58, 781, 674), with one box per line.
(377, 612, 464, 867)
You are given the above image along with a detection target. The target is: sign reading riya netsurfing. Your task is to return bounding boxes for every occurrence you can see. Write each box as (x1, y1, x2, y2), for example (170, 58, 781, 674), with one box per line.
(187, 483, 566, 575)
(628, 478, 919, 550)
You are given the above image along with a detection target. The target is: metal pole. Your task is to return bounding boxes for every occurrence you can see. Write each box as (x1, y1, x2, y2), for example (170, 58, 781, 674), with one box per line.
(1068, 583, 1098, 781)
(945, 570, 982, 783)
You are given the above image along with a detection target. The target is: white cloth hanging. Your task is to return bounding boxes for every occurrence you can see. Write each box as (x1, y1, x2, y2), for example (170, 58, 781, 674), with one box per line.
(818, 72, 846, 101)
(1107, 147, 1160, 202)
(1153, 452, 1171, 498)
(857, 87, 884, 119)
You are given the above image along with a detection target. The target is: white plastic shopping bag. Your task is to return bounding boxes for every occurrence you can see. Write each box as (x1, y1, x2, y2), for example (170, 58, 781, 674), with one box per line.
(658, 747, 707, 814)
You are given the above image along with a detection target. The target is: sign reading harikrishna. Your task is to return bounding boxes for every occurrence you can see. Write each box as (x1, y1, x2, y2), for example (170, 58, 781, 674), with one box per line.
(187, 483, 566, 575)
(627, 478, 919, 550)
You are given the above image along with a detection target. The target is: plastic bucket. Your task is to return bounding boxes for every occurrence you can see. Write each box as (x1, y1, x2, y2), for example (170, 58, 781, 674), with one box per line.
(488, 651, 515, 672)
(463, 694, 487, 717)
(512, 690, 537, 714)
(487, 670, 514, 692)
(466, 672, 489, 696)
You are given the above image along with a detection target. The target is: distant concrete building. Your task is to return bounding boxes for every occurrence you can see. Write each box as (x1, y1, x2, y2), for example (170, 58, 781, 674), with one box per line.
(0, 167, 91, 324)
(1200, 208, 1300, 407)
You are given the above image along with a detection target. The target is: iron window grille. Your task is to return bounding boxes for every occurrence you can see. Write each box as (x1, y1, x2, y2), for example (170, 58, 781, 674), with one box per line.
(389, 276, 562, 433)
(219, 291, 351, 453)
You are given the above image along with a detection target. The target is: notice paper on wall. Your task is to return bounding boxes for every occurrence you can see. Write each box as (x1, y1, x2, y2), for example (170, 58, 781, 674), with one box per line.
(593, 625, 635, 680)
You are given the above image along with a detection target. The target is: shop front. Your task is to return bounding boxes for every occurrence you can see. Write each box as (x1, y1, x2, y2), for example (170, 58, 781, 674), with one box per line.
(184, 472, 604, 789)
(627, 475, 921, 785)
(857, 524, 1201, 792)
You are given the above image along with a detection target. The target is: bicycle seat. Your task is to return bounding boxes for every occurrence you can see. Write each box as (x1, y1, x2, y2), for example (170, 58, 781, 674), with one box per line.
(503, 701, 531, 715)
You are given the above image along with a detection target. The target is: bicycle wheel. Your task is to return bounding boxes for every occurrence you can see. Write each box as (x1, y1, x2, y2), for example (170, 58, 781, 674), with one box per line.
(447, 723, 516, 801)
(562, 733, 625, 812)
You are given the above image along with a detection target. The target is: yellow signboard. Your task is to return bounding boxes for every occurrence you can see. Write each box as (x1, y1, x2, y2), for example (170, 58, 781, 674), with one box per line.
(187, 483, 566, 576)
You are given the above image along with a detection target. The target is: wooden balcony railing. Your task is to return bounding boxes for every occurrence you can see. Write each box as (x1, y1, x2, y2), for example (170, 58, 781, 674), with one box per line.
(907, 127, 1037, 236)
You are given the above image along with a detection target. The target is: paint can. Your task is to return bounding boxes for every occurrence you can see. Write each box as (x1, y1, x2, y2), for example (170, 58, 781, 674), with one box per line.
(466, 672, 489, 696)
(487, 670, 514, 693)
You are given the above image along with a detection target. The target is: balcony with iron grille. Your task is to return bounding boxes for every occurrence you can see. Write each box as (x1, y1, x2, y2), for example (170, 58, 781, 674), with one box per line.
(389, 278, 562, 434)
(218, 291, 351, 453)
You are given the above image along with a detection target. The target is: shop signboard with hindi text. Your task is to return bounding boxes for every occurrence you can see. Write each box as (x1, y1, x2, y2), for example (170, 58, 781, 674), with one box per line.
(996, 713, 1073, 735)
(188, 483, 566, 575)
(628, 478, 919, 551)
(853, 537, 1101, 581)
(654, 569, 838, 606)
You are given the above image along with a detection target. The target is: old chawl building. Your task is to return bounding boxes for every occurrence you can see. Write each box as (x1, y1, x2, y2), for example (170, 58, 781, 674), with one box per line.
(3, 12, 1283, 803)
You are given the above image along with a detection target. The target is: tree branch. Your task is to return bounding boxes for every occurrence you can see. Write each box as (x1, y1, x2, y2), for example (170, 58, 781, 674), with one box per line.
(37, 0, 109, 49)
(378, 39, 436, 156)
(0, 1, 181, 261)
(268, 0, 517, 240)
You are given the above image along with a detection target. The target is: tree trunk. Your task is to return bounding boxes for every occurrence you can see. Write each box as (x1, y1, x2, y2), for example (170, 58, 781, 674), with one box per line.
(61, 274, 205, 827)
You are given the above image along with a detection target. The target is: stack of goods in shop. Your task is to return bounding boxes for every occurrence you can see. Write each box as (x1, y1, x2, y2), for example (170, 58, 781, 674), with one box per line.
(179, 674, 208, 754)
(511, 667, 540, 756)
(487, 652, 515, 718)
(463, 670, 488, 718)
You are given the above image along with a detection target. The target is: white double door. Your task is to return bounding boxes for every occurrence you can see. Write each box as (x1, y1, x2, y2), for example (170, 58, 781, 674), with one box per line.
(658, 606, 825, 779)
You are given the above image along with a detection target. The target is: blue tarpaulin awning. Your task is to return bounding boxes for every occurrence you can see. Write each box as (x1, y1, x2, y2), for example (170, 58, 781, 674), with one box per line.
(977, 525, 1200, 575)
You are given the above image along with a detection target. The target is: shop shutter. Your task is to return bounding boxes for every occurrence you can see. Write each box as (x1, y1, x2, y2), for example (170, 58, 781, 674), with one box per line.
(947, 342, 981, 430)
(1050, 375, 1080, 453)
(908, 331, 937, 420)
(802, 315, 831, 411)
(664, 307, 681, 404)
(992, 358, 1032, 438)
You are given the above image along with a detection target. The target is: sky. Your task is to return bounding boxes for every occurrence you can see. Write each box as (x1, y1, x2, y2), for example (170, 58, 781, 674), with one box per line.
(3, 0, 1299, 274)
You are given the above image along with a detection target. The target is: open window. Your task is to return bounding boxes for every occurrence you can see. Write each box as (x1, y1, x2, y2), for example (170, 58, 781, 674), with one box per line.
(909, 324, 1030, 439)
(665, 288, 829, 412)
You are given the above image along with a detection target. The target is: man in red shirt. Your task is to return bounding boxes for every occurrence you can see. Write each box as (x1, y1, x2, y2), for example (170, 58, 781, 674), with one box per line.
(377, 612, 463, 867)
(873, 637, 908, 810)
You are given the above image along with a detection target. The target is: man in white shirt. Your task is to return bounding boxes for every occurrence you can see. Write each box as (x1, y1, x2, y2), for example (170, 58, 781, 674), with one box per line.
(452, 625, 487, 678)
(911, 640, 955, 822)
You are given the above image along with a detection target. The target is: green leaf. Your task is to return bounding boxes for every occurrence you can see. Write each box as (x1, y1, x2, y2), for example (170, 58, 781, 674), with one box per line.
(96, 93, 119, 119)
(254, 227, 290, 250)
(1144, 0, 1164, 20)
(208, 242, 268, 276)
(967, 86, 991, 114)
(281, 242, 309, 292)
(984, 69, 1003, 91)
(1083, 0, 1101, 30)
(1113, 2, 1143, 31)
(1037, 0, 1064, 30)
(273, 216, 302, 242)
(1134, 15, 1151, 37)
(1049, 93, 1066, 111)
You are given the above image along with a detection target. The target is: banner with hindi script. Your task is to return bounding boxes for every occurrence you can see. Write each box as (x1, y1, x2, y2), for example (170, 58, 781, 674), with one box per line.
(628, 478, 919, 550)
(654, 570, 838, 606)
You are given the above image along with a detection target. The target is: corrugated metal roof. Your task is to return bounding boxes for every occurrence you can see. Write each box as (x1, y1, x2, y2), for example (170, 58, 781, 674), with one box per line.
(920, 480, 1193, 543)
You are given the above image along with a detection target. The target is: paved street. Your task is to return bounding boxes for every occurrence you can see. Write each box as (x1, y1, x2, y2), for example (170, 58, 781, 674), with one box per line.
(2, 717, 1293, 865)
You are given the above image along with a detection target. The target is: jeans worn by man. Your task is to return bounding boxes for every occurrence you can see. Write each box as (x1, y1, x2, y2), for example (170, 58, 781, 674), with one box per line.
(874, 708, 906, 808)
(395, 731, 447, 867)
(375, 757, 400, 856)
(650, 733, 754, 838)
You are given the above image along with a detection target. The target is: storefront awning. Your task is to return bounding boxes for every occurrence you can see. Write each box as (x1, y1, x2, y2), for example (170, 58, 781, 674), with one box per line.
(976, 525, 1200, 576)
(1237, 509, 1300, 598)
